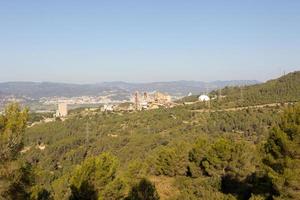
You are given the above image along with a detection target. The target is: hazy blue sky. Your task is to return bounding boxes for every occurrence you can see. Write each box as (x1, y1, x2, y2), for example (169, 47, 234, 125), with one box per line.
(0, 0, 299, 83)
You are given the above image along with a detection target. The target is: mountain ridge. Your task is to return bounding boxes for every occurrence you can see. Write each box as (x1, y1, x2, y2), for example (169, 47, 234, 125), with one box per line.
(0, 80, 260, 98)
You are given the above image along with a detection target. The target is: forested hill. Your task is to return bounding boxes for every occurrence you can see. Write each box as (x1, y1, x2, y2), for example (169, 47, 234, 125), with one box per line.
(6, 100, 299, 200)
(211, 71, 300, 106)
(1, 72, 299, 200)
(1, 95, 300, 199)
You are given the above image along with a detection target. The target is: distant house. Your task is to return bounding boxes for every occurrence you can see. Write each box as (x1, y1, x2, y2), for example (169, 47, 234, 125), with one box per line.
(198, 95, 210, 102)
(101, 104, 114, 112)
(140, 101, 148, 109)
(153, 92, 171, 104)
(55, 103, 68, 117)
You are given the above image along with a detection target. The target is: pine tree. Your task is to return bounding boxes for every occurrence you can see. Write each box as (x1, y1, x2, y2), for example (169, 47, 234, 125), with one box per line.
(0, 103, 30, 199)
(264, 103, 300, 199)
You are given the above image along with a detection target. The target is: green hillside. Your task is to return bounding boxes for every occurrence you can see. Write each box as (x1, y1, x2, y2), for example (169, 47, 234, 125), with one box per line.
(185, 71, 300, 110)
(0, 73, 300, 200)
(213, 71, 300, 105)
(1, 102, 298, 200)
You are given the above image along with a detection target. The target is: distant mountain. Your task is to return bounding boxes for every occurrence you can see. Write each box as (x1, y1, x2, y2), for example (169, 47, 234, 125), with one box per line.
(0, 82, 124, 99)
(0, 80, 260, 99)
(100, 80, 259, 96)
(210, 80, 259, 88)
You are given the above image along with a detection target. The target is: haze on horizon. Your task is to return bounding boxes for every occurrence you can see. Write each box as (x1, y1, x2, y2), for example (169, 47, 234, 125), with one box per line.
(0, 1, 299, 83)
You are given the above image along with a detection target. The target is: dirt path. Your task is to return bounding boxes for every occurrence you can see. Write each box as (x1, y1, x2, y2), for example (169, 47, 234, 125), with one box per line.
(191, 102, 294, 113)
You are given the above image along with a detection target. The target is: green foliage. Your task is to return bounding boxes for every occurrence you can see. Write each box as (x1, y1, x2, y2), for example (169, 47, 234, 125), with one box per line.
(190, 137, 257, 180)
(70, 152, 119, 200)
(174, 177, 235, 200)
(176, 95, 199, 103)
(188, 137, 209, 175)
(51, 174, 71, 200)
(150, 143, 189, 177)
(264, 103, 300, 199)
(0, 103, 30, 199)
(69, 181, 97, 200)
(1, 92, 295, 199)
(27, 112, 53, 125)
(188, 137, 263, 199)
(0, 103, 28, 162)
(99, 178, 127, 200)
(30, 186, 52, 200)
(124, 160, 147, 186)
(210, 71, 300, 107)
(126, 178, 160, 200)
(1, 162, 34, 200)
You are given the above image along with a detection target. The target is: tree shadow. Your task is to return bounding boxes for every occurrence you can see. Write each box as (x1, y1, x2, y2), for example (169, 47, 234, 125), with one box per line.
(69, 181, 97, 200)
(221, 175, 252, 200)
(125, 178, 160, 200)
(246, 173, 279, 199)
(221, 173, 278, 200)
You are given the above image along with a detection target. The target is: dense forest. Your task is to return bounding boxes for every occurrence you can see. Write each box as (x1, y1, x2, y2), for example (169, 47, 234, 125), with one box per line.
(0, 72, 300, 200)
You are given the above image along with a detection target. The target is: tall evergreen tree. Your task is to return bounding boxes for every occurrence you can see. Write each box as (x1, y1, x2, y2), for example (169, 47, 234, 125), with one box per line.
(0, 103, 30, 199)
(264, 103, 300, 199)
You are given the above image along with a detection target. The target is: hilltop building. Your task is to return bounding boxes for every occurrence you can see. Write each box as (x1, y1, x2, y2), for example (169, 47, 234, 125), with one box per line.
(153, 92, 172, 104)
(101, 104, 115, 112)
(55, 103, 68, 117)
(198, 95, 210, 102)
(132, 91, 172, 110)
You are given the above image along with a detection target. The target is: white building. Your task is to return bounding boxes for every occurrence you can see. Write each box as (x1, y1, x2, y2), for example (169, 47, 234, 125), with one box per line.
(55, 103, 68, 117)
(198, 95, 210, 102)
(140, 101, 148, 109)
(101, 104, 114, 112)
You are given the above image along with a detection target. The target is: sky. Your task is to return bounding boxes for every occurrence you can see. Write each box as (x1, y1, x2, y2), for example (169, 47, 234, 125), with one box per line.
(0, 0, 299, 83)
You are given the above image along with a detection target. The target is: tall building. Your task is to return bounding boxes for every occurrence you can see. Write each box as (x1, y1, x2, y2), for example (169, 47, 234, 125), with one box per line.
(56, 103, 68, 117)
(131, 91, 172, 110)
